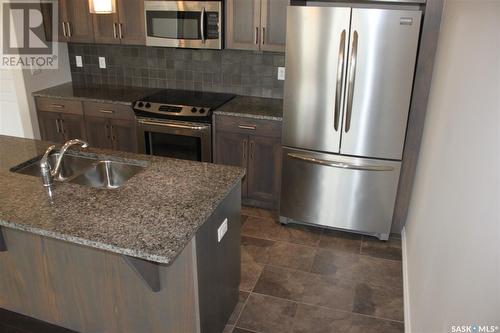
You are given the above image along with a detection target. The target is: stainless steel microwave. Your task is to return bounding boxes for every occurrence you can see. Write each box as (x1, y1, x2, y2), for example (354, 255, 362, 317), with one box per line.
(144, 1, 222, 49)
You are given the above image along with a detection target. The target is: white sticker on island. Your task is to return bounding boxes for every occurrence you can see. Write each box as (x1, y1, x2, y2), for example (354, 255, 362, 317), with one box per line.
(217, 218, 228, 242)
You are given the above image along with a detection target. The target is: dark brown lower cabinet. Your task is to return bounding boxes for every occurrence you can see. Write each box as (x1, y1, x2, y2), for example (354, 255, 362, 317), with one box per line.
(214, 131, 249, 196)
(214, 115, 282, 208)
(86, 116, 137, 153)
(247, 135, 281, 204)
(38, 111, 86, 144)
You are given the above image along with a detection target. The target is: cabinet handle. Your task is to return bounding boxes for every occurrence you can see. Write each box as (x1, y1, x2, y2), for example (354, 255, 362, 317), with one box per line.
(105, 123, 111, 139)
(99, 109, 114, 114)
(60, 119, 66, 134)
(262, 27, 266, 45)
(66, 22, 72, 38)
(113, 23, 118, 39)
(50, 103, 64, 109)
(62, 22, 67, 37)
(255, 27, 259, 45)
(55, 118, 61, 133)
(242, 139, 248, 162)
(238, 124, 256, 130)
(118, 23, 123, 39)
(110, 125, 116, 141)
(249, 140, 254, 160)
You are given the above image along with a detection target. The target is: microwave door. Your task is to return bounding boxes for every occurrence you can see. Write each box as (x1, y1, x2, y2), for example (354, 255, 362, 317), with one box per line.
(144, 1, 222, 49)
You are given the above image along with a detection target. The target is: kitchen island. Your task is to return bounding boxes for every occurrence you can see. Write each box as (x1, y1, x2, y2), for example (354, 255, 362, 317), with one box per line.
(0, 135, 244, 333)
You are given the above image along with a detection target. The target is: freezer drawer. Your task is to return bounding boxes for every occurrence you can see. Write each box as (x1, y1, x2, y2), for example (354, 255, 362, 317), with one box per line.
(279, 147, 401, 239)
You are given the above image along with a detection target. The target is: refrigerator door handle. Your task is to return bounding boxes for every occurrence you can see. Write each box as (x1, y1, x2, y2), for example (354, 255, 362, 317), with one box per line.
(334, 29, 346, 131)
(345, 30, 359, 133)
(287, 152, 394, 172)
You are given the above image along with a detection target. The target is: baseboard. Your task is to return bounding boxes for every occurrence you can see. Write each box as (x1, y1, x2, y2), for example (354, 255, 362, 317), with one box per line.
(402, 227, 411, 333)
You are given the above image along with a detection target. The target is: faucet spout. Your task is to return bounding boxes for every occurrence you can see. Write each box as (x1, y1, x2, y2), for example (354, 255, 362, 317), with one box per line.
(51, 139, 89, 177)
(40, 139, 89, 187)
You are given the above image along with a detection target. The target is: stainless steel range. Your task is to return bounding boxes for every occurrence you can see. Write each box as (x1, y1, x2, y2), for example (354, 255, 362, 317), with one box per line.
(133, 90, 235, 162)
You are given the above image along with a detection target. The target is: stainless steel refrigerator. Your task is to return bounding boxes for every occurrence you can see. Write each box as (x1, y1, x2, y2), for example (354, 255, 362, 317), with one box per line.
(279, 5, 422, 240)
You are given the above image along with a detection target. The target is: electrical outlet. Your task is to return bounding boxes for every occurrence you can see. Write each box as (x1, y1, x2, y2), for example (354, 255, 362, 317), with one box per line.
(98, 56, 106, 69)
(278, 67, 285, 80)
(217, 218, 228, 242)
(75, 55, 83, 68)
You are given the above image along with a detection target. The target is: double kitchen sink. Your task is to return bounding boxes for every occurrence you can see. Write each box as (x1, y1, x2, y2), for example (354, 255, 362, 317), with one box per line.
(11, 152, 145, 189)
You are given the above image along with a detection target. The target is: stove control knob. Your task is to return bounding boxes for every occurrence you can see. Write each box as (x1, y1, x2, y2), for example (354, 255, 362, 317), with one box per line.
(199, 108, 206, 114)
(191, 107, 197, 113)
(145, 103, 151, 108)
(138, 102, 144, 108)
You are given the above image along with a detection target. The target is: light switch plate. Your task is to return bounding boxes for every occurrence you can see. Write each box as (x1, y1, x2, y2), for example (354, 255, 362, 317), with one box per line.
(75, 56, 83, 68)
(278, 67, 285, 80)
(98, 56, 106, 69)
(217, 218, 228, 243)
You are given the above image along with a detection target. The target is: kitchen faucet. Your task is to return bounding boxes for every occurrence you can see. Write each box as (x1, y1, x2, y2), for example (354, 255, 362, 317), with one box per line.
(40, 139, 89, 187)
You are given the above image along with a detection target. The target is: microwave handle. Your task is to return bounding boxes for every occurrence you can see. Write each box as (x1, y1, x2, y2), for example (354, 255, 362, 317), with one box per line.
(200, 7, 206, 44)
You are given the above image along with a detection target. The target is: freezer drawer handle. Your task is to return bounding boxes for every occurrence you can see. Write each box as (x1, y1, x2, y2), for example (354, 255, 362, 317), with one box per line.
(288, 153, 394, 172)
(334, 29, 346, 131)
(345, 30, 359, 133)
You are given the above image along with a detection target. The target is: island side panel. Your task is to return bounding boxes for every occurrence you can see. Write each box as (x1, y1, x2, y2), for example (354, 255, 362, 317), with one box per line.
(0, 228, 199, 333)
(196, 183, 241, 333)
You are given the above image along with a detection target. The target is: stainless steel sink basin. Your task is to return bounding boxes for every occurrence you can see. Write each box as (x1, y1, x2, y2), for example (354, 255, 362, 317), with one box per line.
(69, 160, 144, 189)
(11, 154, 145, 189)
(11, 153, 95, 181)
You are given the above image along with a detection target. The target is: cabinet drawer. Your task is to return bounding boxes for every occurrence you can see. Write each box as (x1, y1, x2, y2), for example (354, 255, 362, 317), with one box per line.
(83, 102, 135, 120)
(35, 97, 83, 115)
(214, 115, 282, 138)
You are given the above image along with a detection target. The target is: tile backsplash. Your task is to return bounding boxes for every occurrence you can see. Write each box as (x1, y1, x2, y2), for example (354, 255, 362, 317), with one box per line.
(68, 44, 285, 99)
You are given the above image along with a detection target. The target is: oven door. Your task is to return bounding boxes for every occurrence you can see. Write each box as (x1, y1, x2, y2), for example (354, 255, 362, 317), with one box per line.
(137, 118, 212, 162)
(144, 1, 222, 49)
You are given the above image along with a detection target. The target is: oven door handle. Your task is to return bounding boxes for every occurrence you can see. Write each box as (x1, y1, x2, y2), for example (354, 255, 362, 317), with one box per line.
(138, 119, 209, 131)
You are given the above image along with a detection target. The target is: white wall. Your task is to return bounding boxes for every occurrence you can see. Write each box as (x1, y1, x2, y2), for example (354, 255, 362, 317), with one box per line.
(404, 0, 500, 332)
(0, 1, 72, 139)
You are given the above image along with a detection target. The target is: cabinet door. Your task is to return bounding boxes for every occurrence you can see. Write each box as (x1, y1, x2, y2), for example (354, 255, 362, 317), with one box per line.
(117, 0, 145, 45)
(260, 0, 288, 52)
(38, 111, 63, 143)
(65, 0, 94, 43)
(61, 114, 86, 141)
(57, 0, 70, 42)
(85, 116, 113, 149)
(247, 135, 281, 206)
(226, 0, 261, 51)
(93, 12, 120, 44)
(111, 119, 137, 153)
(215, 131, 249, 197)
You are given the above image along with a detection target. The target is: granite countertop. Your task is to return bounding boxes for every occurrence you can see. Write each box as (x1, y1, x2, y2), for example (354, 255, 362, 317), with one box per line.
(0, 135, 244, 265)
(213, 95, 283, 121)
(32, 82, 160, 106)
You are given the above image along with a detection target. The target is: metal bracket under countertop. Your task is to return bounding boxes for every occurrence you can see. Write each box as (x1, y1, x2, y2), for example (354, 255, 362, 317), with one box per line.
(122, 255, 161, 292)
(0, 227, 7, 252)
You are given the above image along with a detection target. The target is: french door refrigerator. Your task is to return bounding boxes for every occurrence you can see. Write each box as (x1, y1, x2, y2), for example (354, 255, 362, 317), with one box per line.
(279, 5, 422, 240)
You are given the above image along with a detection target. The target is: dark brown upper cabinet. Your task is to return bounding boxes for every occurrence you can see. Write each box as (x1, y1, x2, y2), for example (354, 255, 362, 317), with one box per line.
(59, 0, 95, 43)
(93, 0, 145, 45)
(226, 0, 289, 52)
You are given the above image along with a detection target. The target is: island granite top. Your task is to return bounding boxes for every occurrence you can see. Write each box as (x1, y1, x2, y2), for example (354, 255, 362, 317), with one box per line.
(32, 82, 161, 106)
(213, 95, 283, 121)
(0, 135, 244, 265)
